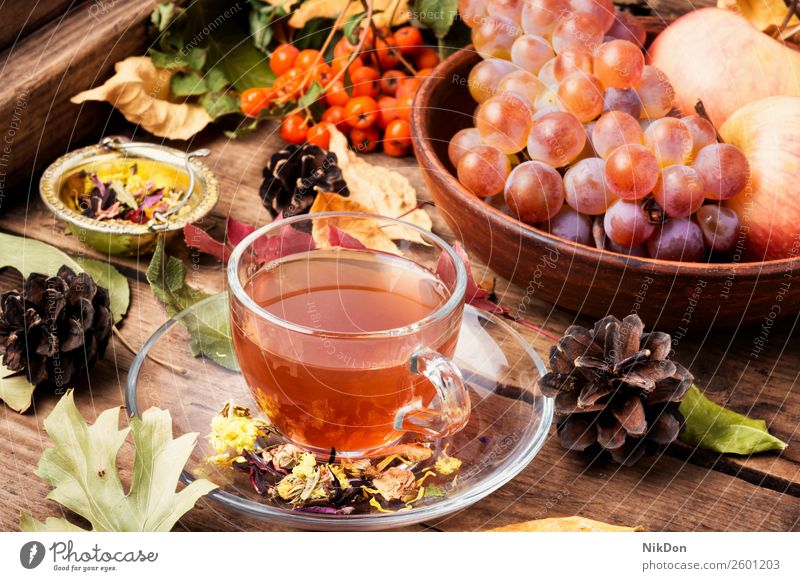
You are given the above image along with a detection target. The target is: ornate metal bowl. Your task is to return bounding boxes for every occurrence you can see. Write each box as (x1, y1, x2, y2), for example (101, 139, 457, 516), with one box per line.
(40, 137, 219, 256)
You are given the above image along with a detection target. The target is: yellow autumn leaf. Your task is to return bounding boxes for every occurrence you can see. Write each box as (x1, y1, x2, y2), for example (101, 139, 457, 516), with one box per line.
(489, 516, 642, 532)
(328, 127, 431, 243)
(718, 0, 799, 35)
(309, 192, 400, 254)
(71, 56, 212, 141)
(287, 0, 410, 29)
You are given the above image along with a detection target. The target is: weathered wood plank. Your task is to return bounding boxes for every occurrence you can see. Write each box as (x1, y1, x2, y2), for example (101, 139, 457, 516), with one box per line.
(0, 0, 76, 51)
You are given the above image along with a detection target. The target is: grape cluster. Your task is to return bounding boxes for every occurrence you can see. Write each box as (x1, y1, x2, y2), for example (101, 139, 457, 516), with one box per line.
(452, 0, 750, 261)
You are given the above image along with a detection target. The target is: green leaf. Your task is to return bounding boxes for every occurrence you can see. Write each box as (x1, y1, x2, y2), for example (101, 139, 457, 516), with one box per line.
(19, 512, 86, 532)
(74, 257, 131, 323)
(0, 233, 129, 322)
(207, 30, 275, 92)
(200, 91, 241, 119)
(249, 5, 275, 54)
(297, 81, 324, 109)
(150, 2, 178, 33)
(0, 364, 35, 413)
(171, 71, 208, 96)
(19, 390, 216, 532)
(679, 385, 788, 455)
(424, 483, 447, 497)
(413, 0, 458, 39)
(146, 238, 238, 370)
(150, 46, 207, 71)
(343, 11, 366, 44)
(205, 68, 229, 91)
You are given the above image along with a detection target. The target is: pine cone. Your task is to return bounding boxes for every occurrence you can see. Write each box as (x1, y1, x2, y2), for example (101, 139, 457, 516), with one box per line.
(259, 144, 349, 218)
(0, 266, 112, 387)
(537, 314, 693, 465)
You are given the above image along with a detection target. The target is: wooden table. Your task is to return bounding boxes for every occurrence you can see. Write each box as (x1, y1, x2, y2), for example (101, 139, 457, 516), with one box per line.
(1, 119, 799, 532)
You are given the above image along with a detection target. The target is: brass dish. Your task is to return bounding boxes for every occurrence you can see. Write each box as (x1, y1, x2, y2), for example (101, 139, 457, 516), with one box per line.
(40, 137, 219, 256)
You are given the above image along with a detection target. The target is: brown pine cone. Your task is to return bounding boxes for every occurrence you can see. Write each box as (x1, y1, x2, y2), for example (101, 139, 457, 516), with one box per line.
(537, 314, 693, 465)
(0, 266, 112, 388)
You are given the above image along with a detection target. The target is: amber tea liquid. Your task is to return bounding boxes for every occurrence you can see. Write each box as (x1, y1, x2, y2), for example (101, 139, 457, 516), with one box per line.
(231, 248, 460, 454)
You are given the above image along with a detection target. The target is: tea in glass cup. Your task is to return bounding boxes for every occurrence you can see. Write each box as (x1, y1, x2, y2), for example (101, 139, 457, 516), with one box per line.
(228, 213, 470, 456)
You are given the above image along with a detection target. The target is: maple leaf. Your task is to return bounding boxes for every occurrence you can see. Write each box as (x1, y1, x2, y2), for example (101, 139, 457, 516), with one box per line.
(20, 390, 216, 532)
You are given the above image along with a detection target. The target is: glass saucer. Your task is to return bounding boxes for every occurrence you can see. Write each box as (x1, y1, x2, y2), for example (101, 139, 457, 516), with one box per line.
(125, 293, 553, 531)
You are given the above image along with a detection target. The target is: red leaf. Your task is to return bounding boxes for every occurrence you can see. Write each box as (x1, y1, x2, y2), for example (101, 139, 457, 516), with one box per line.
(226, 218, 256, 248)
(184, 224, 230, 262)
(257, 224, 316, 264)
(328, 226, 367, 249)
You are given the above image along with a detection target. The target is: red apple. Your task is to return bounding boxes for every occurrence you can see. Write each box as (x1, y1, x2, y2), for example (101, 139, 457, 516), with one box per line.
(649, 8, 800, 127)
(721, 96, 800, 260)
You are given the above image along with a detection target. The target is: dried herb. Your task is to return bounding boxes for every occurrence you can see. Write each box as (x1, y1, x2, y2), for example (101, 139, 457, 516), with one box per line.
(63, 161, 185, 225)
(207, 402, 463, 514)
(537, 314, 693, 466)
(20, 390, 216, 532)
(679, 384, 787, 455)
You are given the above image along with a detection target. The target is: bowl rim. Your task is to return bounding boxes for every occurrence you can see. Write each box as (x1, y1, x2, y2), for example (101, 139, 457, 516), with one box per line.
(39, 141, 220, 235)
(411, 46, 800, 276)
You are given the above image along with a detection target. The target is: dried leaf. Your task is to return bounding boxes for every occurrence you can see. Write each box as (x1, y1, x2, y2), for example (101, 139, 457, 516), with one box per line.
(380, 442, 434, 463)
(71, 57, 212, 141)
(328, 127, 431, 242)
(489, 516, 641, 532)
(184, 224, 231, 262)
(20, 390, 216, 532)
(679, 385, 787, 454)
(286, 0, 410, 29)
(371, 467, 417, 501)
(309, 192, 400, 254)
(718, 0, 798, 34)
(0, 364, 35, 413)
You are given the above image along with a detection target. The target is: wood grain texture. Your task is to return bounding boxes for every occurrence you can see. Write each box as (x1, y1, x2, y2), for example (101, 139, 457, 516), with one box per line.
(0, 0, 76, 50)
(0, 0, 157, 205)
(1, 119, 798, 531)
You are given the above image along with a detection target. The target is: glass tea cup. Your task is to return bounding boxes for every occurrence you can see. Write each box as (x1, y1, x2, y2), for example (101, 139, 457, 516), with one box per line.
(227, 212, 471, 457)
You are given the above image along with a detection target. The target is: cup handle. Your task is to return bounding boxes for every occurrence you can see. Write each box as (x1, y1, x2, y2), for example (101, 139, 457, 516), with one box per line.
(394, 348, 471, 438)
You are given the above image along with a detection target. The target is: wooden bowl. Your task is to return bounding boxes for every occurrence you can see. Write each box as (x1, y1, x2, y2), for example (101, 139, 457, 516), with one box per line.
(411, 48, 800, 331)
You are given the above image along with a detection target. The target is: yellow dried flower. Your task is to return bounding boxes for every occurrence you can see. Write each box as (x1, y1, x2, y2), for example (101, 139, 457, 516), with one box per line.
(207, 402, 270, 464)
(434, 447, 462, 476)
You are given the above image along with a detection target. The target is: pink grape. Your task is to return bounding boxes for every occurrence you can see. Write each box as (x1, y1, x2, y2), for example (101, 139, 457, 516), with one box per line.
(526, 111, 586, 167)
(511, 34, 555, 74)
(594, 40, 645, 89)
(652, 165, 706, 218)
(448, 128, 483, 167)
(696, 205, 741, 252)
(635, 66, 675, 119)
(543, 205, 593, 245)
(553, 50, 594, 82)
(604, 143, 659, 200)
(504, 160, 565, 223)
(647, 218, 706, 262)
(604, 199, 655, 247)
(472, 15, 521, 60)
(468, 58, 516, 103)
(457, 145, 511, 198)
(538, 57, 559, 89)
(476, 93, 534, 153)
(606, 239, 649, 257)
(551, 12, 604, 54)
(564, 157, 614, 215)
(692, 143, 750, 201)
(591, 111, 643, 159)
(498, 70, 545, 105)
(557, 71, 604, 122)
(606, 11, 646, 46)
(459, 0, 488, 28)
(644, 117, 693, 167)
(571, 0, 616, 33)
(603, 88, 642, 117)
(680, 115, 717, 158)
(487, 0, 524, 21)
(521, 0, 573, 36)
